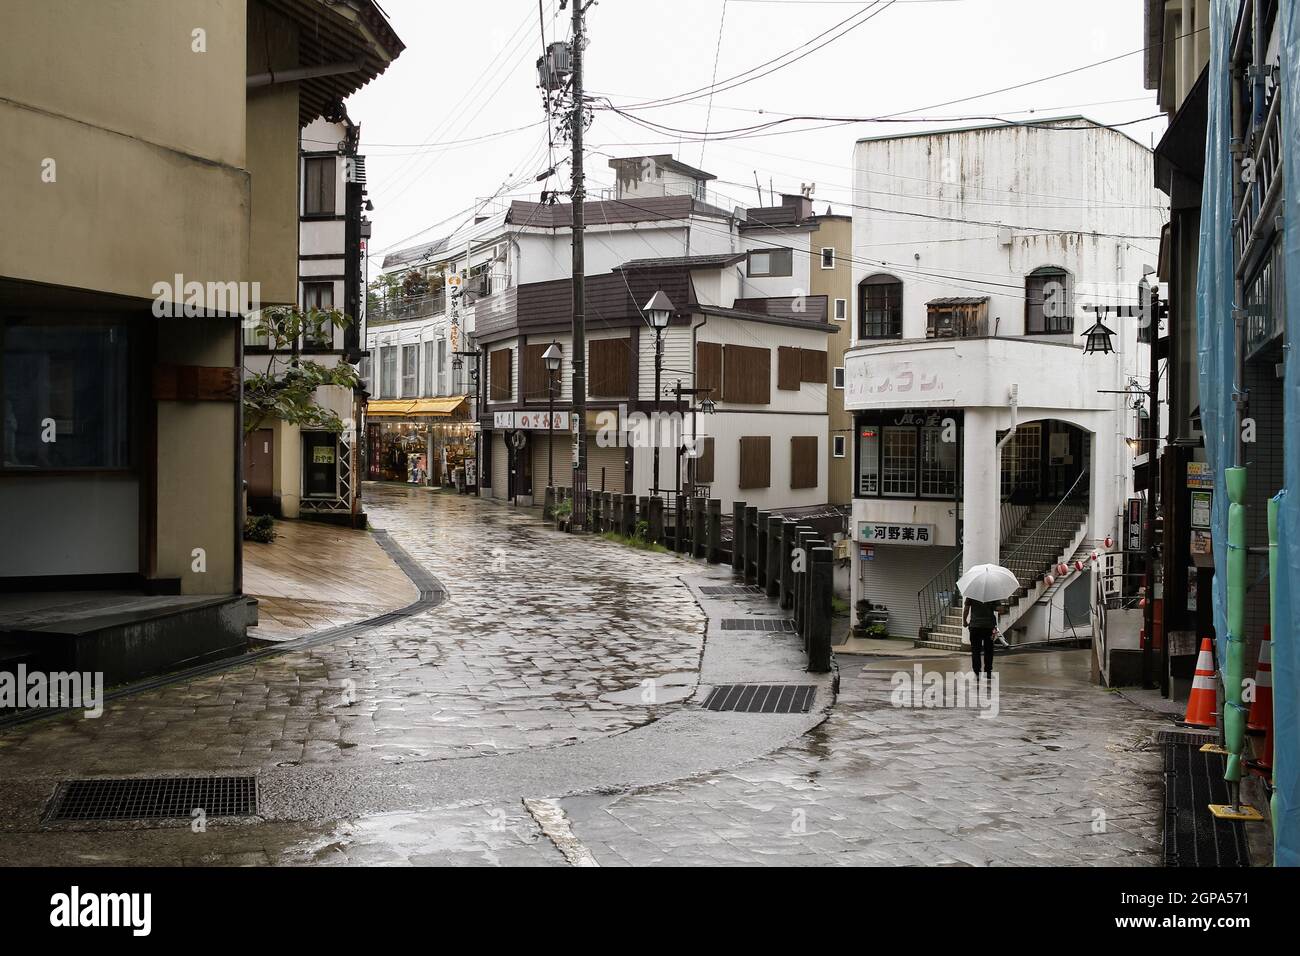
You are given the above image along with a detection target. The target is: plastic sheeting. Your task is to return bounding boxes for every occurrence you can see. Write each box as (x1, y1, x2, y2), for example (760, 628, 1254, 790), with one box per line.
(1196, 0, 1236, 671)
(1274, 0, 1300, 868)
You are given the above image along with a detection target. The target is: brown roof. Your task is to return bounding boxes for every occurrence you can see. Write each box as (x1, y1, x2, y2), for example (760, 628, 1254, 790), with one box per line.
(619, 253, 746, 271)
(733, 295, 830, 323)
(506, 195, 733, 228)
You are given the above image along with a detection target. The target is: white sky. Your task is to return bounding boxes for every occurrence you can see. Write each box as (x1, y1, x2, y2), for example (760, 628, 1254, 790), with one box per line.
(349, 0, 1168, 267)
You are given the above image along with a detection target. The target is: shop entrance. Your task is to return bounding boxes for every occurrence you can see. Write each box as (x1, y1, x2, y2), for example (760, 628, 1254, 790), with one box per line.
(244, 427, 274, 499)
(508, 430, 532, 501)
(302, 432, 338, 498)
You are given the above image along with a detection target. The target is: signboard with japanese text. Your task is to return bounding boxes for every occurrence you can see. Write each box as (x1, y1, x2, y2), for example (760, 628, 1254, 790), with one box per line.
(858, 522, 935, 546)
(1190, 491, 1213, 529)
(492, 411, 571, 430)
(1126, 496, 1144, 551)
(1187, 462, 1213, 489)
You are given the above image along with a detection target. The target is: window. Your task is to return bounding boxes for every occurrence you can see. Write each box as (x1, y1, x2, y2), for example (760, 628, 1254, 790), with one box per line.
(489, 348, 512, 401)
(999, 423, 1042, 497)
(881, 426, 916, 496)
(302, 282, 334, 348)
(820, 247, 836, 270)
(856, 425, 879, 496)
(401, 345, 418, 397)
(833, 435, 847, 459)
(379, 344, 397, 398)
(920, 426, 958, 498)
(859, 274, 903, 339)
(1025, 267, 1072, 334)
(2, 323, 130, 470)
(421, 341, 435, 396)
(833, 367, 845, 389)
(690, 436, 715, 484)
(436, 339, 447, 395)
(590, 337, 630, 397)
(834, 298, 847, 321)
(747, 247, 793, 278)
(359, 355, 372, 391)
(721, 344, 770, 404)
(303, 156, 336, 216)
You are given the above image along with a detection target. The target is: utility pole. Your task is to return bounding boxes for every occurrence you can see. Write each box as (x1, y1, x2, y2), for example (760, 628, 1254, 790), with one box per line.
(568, 0, 588, 529)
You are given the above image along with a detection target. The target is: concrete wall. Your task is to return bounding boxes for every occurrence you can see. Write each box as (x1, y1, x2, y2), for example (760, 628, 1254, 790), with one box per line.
(810, 216, 853, 504)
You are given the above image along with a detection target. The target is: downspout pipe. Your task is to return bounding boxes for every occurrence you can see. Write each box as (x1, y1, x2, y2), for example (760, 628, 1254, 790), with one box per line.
(995, 384, 1020, 452)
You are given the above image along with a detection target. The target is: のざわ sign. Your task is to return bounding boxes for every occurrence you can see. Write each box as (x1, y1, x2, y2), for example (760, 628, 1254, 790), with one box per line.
(858, 522, 934, 545)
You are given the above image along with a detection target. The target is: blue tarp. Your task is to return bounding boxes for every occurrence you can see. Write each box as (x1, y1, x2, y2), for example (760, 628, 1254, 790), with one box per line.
(1198, 0, 1300, 867)
(1274, 0, 1300, 868)
(1196, 0, 1236, 670)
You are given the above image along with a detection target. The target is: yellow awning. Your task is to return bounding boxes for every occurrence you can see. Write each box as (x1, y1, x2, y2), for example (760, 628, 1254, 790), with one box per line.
(366, 396, 469, 419)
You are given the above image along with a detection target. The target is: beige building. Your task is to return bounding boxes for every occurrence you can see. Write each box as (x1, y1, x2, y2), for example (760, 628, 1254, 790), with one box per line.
(808, 213, 854, 504)
(0, 0, 402, 682)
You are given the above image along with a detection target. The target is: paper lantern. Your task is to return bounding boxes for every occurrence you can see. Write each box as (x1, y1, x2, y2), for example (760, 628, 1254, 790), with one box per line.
(1057, 562, 1068, 576)
(1104, 535, 1114, 549)
(1074, 560, 1084, 572)
(1044, 574, 1055, 587)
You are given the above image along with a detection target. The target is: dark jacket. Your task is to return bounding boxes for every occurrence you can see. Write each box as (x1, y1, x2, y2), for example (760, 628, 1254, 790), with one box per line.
(965, 599, 997, 630)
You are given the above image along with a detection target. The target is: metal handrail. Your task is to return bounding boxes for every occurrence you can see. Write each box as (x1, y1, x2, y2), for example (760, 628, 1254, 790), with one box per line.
(1000, 471, 1090, 584)
(916, 550, 963, 636)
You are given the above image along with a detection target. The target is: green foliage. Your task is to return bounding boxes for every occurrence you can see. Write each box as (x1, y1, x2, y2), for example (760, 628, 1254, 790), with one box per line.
(401, 270, 431, 299)
(553, 498, 574, 519)
(600, 531, 670, 554)
(864, 622, 889, 639)
(633, 519, 651, 543)
(831, 596, 850, 616)
(243, 515, 276, 543)
(242, 306, 359, 436)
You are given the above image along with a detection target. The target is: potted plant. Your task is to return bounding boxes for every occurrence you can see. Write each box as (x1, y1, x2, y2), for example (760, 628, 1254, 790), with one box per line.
(553, 497, 573, 531)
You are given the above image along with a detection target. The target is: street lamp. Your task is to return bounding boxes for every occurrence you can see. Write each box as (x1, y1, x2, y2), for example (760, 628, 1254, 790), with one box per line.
(542, 341, 563, 488)
(644, 290, 675, 498)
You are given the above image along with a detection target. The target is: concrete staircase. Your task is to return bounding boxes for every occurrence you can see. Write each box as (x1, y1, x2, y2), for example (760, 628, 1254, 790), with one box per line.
(915, 500, 1090, 651)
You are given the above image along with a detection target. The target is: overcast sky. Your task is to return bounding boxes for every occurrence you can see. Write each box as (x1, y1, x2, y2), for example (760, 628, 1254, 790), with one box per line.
(349, 0, 1166, 268)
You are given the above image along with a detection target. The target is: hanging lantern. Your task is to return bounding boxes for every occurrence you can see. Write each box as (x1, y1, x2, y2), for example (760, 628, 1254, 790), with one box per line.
(1044, 574, 1055, 587)
(1080, 316, 1117, 354)
(1104, 535, 1113, 549)
(1074, 559, 1085, 572)
(1089, 550, 1098, 562)
(1057, 562, 1068, 576)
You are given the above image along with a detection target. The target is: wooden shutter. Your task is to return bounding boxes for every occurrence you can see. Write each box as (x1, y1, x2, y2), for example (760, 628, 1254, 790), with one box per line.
(489, 348, 512, 400)
(690, 436, 715, 483)
(521, 343, 549, 399)
(738, 435, 771, 489)
(800, 348, 827, 384)
(790, 435, 818, 489)
(696, 341, 722, 398)
(590, 337, 630, 397)
(722, 344, 771, 404)
(777, 346, 802, 391)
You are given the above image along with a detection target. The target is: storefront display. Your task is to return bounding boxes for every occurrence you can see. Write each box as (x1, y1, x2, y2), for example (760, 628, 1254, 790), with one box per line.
(363, 397, 477, 488)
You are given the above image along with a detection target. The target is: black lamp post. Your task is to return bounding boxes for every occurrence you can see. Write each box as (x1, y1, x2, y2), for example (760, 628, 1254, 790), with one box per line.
(542, 341, 563, 488)
(671, 382, 716, 501)
(644, 291, 674, 498)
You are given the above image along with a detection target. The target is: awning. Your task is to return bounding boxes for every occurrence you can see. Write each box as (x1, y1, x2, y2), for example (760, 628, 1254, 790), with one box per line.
(366, 396, 469, 419)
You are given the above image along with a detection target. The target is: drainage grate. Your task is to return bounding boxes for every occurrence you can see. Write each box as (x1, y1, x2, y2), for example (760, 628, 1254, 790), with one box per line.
(700, 585, 766, 596)
(721, 618, 796, 632)
(46, 776, 258, 823)
(1162, 743, 1250, 867)
(702, 683, 815, 713)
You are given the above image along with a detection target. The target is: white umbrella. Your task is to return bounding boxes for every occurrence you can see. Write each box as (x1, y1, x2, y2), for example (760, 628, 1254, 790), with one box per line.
(956, 563, 1020, 603)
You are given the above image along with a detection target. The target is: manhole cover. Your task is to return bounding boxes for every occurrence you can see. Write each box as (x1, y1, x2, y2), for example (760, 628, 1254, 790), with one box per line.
(702, 683, 815, 714)
(46, 776, 258, 823)
(721, 618, 796, 632)
(700, 585, 765, 596)
(1162, 743, 1250, 867)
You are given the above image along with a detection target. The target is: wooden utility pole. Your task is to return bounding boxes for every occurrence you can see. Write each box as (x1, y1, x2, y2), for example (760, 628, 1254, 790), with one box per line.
(569, 0, 588, 528)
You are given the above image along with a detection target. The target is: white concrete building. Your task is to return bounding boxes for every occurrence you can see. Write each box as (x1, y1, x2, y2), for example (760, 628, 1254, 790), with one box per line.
(843, 118, 1169, 645)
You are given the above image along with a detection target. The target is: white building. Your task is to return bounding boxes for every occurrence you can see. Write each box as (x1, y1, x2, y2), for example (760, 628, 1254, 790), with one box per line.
(243, 109, 370, 524)
(843, 118, 1169, 645)
(371, 155, 838, 514)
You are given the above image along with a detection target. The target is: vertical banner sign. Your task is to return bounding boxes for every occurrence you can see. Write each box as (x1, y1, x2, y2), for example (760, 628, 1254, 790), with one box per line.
(1126, 496, 1144, 552)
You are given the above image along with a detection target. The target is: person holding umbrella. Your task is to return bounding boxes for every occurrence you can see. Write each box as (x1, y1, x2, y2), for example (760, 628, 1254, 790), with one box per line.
(956, 563, 1018, 681)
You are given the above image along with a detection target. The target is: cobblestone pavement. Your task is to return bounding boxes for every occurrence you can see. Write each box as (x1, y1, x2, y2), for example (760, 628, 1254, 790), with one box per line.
(558, 650, 1168, 866)
(0, 485, 704, 779)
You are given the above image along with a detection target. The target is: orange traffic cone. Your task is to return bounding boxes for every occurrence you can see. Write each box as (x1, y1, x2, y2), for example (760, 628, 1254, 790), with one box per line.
(1182, 638, 1217, 729)
(1247, 628, 1272, 735)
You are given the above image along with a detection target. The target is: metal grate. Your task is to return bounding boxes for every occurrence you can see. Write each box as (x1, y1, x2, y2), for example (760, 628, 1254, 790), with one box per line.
(700, 585, 766, 596)
(1162, 743, 1250, 867)
(46, 776, 258, 823)
(720, 618, 796, 632)
(702, 684, 815, 713)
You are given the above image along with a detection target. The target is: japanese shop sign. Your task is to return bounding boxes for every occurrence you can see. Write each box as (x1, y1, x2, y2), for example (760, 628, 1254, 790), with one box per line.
(858, 522, 935, 546)
(493, 411, 571, 430)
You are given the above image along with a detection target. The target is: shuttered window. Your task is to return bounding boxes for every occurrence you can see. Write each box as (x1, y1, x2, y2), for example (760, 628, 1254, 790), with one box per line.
(777, 346, 802, 391)
(590, 337, 630, 397)
(790, 436, 818, 489)
(800, 348, 827, 384)
(722, 344, 770, 404)
(520, 343, 552, 399)
(738, 435, 771, 489)
(690, 436, 715, 484)
(489, 348, 512, 401)
(696, 341, 722, 399)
